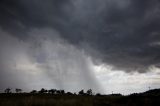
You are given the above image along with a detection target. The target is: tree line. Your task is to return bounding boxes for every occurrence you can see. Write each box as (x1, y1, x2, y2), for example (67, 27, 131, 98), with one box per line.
(4, 88, 93, 96)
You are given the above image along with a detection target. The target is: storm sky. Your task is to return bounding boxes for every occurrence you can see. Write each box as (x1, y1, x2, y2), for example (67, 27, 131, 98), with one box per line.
(0, 0, 160, 94)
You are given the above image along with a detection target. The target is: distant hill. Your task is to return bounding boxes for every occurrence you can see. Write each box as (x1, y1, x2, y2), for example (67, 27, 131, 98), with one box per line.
(142, 89, 160, 96)
(129, 88, 160, 97)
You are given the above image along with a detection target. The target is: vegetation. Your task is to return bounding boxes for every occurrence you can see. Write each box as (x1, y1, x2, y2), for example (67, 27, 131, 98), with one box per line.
(15, 88, 22, 93)
(4, 88, 11, 93)
(0, 88, 160, 106)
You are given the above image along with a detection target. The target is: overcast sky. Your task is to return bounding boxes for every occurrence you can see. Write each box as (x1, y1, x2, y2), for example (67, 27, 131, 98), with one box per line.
(0, 0, 160, 94)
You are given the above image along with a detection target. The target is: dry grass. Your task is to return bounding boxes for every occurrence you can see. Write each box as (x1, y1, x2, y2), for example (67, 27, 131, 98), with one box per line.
(0, 93, 160, 106)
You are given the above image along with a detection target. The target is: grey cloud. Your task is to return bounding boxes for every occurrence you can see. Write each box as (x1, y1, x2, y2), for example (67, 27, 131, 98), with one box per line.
(1, 0, 160, 73)
(0, 28, 102, 92)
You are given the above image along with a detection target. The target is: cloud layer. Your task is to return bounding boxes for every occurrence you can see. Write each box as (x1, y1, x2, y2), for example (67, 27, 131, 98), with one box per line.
(1, 0, 160, 94)
(1, 0, 160, 72)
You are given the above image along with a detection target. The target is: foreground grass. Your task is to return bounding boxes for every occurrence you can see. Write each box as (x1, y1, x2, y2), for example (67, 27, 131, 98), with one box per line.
(0, 93, 160, 106)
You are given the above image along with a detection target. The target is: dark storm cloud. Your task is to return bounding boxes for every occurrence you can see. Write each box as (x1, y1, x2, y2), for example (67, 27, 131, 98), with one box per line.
(0, 0, 72, 38)
(1, 0, 160, 72)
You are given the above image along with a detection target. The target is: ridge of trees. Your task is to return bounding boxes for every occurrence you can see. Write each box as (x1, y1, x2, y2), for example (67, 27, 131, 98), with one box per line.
(3, 87, 160, 97)
(3, 88, 94, 96)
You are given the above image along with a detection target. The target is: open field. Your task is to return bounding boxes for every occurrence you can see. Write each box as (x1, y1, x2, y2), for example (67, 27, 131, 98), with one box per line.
(0, 89, 160, 106)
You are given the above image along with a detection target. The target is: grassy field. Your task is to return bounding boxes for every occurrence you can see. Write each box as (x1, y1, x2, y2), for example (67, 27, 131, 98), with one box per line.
(0, 92, 160, 106)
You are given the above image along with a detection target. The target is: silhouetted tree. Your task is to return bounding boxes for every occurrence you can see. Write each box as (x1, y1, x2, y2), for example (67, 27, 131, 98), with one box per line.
(96, 93, 101, 96)
(86, 89, 92, 95)
(60, 90, 65, 94)
(56, 90, 61, 94)
(66, 92, 73, 95)
(78, 90, 84, 95)
(15, 88, 22, 93)
(48, 89, 56, 94)
(4, 88, 11, 93)
(39, 88, 47, 93)
(30, 90, 37, 94)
